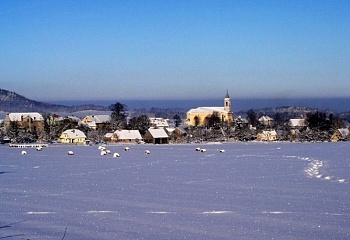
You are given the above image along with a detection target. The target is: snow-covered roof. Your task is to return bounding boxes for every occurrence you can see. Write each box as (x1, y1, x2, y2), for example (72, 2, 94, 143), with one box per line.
(61, 129, 86, 139)
(84, 115, 111, 124)
(54, 116, 64, 121)
(66, 116, 81, 122)
(262, 130, 278, 136)
(7, 112, 44, 121)
(337, 128, 349, 137)
(114, 130, 142, 140)
(235, 116, 249, 123)
(187, 107, 227, 114)
(165, 128, 175, 134)
(84, 121, 96, 128)
(259, 116, 273, 121)
(147, 128, 169, 138)
(104, 133, 113, 138)
(175, 126, 187, 134)
(289, 119, 306, 127)
(149, 117, 169, 127)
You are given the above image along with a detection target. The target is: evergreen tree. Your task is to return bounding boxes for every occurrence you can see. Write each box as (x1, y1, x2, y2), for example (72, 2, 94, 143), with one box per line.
(173, 114, 182, 127)
(194, 116, 200, 127)
(247, 109, 258, 127)
(128, 115, 150, 135)
(6, 122, 20, 143)
(110, 102, 127, 129)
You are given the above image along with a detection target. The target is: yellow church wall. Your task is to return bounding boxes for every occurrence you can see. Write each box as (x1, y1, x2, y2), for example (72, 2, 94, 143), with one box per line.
(186, 112, 233, 126)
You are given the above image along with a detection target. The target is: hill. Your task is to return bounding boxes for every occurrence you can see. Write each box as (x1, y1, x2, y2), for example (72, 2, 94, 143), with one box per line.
(0, 89, 107, 113)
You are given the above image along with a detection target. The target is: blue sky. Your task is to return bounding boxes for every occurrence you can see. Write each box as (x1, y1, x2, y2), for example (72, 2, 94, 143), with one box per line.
(0, 0, 349, 101)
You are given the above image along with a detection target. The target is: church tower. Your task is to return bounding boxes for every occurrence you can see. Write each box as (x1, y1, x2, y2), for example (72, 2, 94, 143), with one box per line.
(224, 90, 231, 112)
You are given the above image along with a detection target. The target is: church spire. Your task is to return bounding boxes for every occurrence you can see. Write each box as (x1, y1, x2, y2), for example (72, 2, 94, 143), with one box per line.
(224, 90, 231, 112)
(225, 89, 230, 99)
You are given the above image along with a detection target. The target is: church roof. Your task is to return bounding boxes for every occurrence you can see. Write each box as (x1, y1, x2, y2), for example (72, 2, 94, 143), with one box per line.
(187, 107, 228, 114)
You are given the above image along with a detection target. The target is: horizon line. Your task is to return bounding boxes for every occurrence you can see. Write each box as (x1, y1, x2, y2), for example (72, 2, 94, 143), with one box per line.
(44, 96, 350, 102)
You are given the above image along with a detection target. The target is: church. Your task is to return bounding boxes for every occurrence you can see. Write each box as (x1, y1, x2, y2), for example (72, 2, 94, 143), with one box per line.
(185, 91, 234, 126)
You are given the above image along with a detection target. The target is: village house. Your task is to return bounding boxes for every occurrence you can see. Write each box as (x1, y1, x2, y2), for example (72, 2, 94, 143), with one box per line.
(104, 133, 114, 142)
(289, 119, 307, 129)
(60, 129, 86, 144)
(63, 116, 81, 125)
(258, 115, 274, 127)
(108, 129, 142, 143)
(4, 112, 44, 133)
(165, 126, 187, 142)
(289, 129, 301, 141)
(143, 128, 169, 144)
(149, 117, 169, 128)
(185, 91, 234, 127)
(81, 115, 111, 130)
(331, 128, 349, 142)
(256, 130, 278, 141)
(50, 114, 64, 125)
(234, 116, 249, 128)
(172, 126, 187, 138)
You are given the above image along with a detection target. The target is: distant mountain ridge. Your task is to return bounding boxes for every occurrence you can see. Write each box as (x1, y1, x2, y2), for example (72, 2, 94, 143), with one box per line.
(0, 89, 107, 113)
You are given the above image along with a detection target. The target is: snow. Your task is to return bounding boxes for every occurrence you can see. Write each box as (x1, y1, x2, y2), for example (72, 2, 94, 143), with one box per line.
(61, 129, 86, 139)
(187, 106, 227, 114)
(114, 130, 142, 141)
(1, 142, 349, 239)
(7, 112, 44, 121)
(146, 128, 169, 138)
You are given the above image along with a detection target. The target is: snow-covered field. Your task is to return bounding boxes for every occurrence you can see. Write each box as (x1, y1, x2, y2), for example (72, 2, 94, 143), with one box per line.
(1, 142, 349, 239)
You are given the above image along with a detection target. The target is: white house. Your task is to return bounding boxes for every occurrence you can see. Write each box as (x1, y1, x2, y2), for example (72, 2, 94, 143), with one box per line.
(82, 115, 111, 130)
(289, 119, 307, 128)
(258, 116, 274, 126)
(4, 112, 45, 133)
(149, 118, 169, 128)
(111, 130, 142, 143)
(331, 128, 349, 142)
(257, 130, 278, 141)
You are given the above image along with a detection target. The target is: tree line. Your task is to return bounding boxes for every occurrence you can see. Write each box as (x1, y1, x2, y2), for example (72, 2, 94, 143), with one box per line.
(0, 103, 348, 144)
